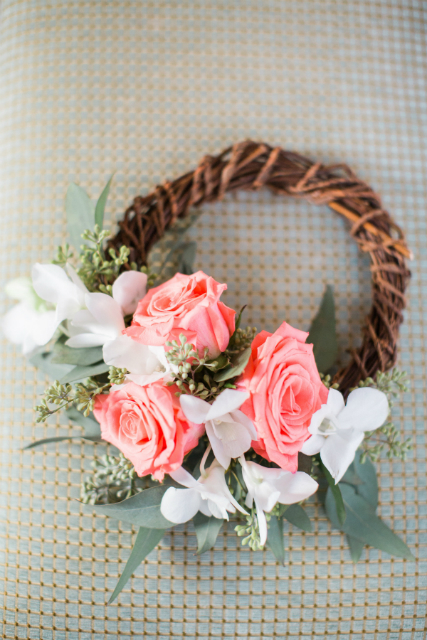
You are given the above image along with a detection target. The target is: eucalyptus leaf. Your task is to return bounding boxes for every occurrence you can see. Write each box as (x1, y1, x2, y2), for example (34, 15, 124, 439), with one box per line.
(51, 339, 103, 366)
(321, 462, 346, 525)
(94, 174, 114, 229)
(354, 451, 378, 509)
(192, 513, 223, 555)
(174, 241, 197, 275)
(59, 362, 109, 384)
(66, 407, 101, 438)
(108, 527, 164, 604)
(325, 484, 414, 561)
(346, 535, 364, 563)
(29, 350, 74, 380)
(283, 504, 312, 532)
(214, 347, 252, 382)
(267, 515, 285, 565)
(91, 485, 176, 529)
(66, 182, 95, 250)
(308, 285, 338, 373)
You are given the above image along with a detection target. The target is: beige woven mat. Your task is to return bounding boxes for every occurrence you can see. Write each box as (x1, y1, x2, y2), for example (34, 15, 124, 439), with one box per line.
(0, 1, 426, 638)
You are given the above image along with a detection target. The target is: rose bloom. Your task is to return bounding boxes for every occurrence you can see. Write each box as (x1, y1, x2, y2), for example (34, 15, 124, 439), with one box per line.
(93, 381, 204, 481)
(239, 322, 328, 472)
(125, 271, 235, 358)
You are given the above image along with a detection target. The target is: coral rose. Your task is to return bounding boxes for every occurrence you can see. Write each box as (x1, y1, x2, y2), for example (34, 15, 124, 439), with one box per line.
(93, 381, 204, 481)
(125, 271, 235, 358)
(239, 322, 328, 472)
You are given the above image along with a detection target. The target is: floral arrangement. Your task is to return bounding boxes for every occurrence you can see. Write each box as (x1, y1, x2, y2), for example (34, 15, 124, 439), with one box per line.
(2, 178, 413, 604)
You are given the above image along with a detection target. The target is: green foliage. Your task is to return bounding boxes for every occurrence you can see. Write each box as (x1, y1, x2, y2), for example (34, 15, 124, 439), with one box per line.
(214, 347, 252, 383)
(266, 515, 285, 564)
(235, 507, 267, 551)
(52, 243, 74, 267)
(66, 182, 95, 250)
(352, 369, 412, 463)
(192, 513, 223, 554)
(81, 453, 141, 504)
(325, 483, 414, 561)
(35, 375, 111, 423)
(108, 366, 128, 386)
(94, 174, 114, 229)
(308, 285, 338, 373)
(90, 484, 175, 529)
(283, 504, 312, 532)
(29, 350, 74, 380)
(51, 336, 103, 366)
(108, 527, 164, 604)
(321, 462, 346, 525)
(25, 408, 101, 450)
(60, 362, 110, 385)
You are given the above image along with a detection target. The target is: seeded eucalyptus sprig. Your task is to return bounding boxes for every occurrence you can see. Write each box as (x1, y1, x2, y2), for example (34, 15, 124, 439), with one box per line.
(81, 453, 142, 504)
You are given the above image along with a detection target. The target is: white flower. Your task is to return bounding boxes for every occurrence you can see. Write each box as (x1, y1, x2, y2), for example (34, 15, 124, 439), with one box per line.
(240, 455, 319, 546)
(300, 387, 389, 484)
(180, 389, 257, 469)
(1, 276, 57, 354)
(160, 450, 248, 524)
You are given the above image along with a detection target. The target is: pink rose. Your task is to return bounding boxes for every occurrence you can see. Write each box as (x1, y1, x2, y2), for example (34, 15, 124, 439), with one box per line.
(239, 322, 328, 472)
(125, 271, 235, 358)
(93, 381, 204, 481)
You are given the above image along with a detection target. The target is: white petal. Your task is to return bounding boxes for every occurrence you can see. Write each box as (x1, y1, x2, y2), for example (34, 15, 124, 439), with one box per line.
(5, 277, 38, 306)
(327, 388, 346, 415)
(338, 387, 389, 432)
(206, 498, 228, 520)
(32, 263, 75, 305)
(103, 334, 165, 375)
(85, 292, 125, 335)
(308, 404, 332, 435)
(206, 389, 250, 422)
(320, 429, 364, 483)
(230, 410, 258, 441)
(205, 422, 231, 469)
(160, 487, 202, 524)
(180, 395, 210, 424)
(198, 501, 213, 517)
(65, 264, 88, 295)
(31, 311, 59, 346)
(210, 419, 252, 461)
(300, 434, 326, 455)
(276, 471, 319, 504)
(255, 499, 268, 546)
(112, 271, 147, 316)
(66, 333, 110, 348)
(125, 371, 167, 386)
(1, 303, 36, 345)
(169, 466, 200, 489)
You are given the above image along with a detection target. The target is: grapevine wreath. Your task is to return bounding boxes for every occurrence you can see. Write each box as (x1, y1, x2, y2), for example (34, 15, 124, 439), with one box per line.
(2, 141, 414, 603)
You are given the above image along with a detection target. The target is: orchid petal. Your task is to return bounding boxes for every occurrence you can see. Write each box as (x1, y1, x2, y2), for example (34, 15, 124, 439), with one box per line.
(206, 389, 249, 422)
(180, 395, 210, 424)
(276, 471, 318, 504)
(112, 271, 148, 316)
(230, 410, 258, 441)
(327, 388, 346, 415)
(103, 334, 166, 375)
(66, 333, 110, 348)
(65, 264, 88, 295)
(320, 429, 365, 483)
(169, 466, 199, 489)
(338, 387, 389, 432)
(32, 263, 76, 305)
(84, 293, 125, 334)
(255, 499, 268, 546)
(31, 310, 59, 346)
(211, 419, 252, 461)
(160, 487, 202, 524)
(205, 422, 231, 469)
(300, 434, 326, 456)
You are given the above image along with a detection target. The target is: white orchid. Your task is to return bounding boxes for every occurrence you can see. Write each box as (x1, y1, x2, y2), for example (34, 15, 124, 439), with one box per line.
(1, 276, 57, 354)
(239, 456, 319, 546)
(161, 449, 248, 524)
(300, 387, 389, 484)
(180, 389, 257, 469)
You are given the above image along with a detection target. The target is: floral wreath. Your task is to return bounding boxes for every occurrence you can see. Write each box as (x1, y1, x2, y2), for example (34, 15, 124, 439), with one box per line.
(2, 141, 414, 604)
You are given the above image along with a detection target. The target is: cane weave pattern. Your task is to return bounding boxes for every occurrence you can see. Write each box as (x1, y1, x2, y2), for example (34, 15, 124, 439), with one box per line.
(0, 1, 426, 639)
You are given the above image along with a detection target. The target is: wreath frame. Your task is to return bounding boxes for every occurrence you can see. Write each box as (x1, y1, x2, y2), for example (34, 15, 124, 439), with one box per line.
(109, 140, 411, 394)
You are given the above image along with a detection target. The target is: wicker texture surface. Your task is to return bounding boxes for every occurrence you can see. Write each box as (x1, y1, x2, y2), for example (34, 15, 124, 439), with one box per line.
(0, 1, 426, 639)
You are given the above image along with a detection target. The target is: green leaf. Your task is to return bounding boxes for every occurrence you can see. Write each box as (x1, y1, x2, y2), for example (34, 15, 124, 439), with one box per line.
(65, 407, 101, 438)
(214, 347, 252, 382)
(283, 504, 312, 532)
(308, 285, 338, 373)
(354, 451, 378, 509)
(91, 485, 175, 529)
(267, 516, 285, 565)
(192, 513, 223, 554)
(94, 174, 114, 229)
(346, 535, 364, 563)
(51, 338, 103, 366)
(108, 527, 164, 604)
(325, 484, 414, 561)
(321, 462, 346, 525)
(65, 182, 95, 250)
(59, 362, 109, 384)
(29, 350, 74, 380)
(175, 241, 197, 275)
(24, 435, 88, 449)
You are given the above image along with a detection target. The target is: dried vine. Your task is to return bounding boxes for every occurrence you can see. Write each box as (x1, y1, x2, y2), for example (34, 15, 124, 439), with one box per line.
(109, 140, 411, 394)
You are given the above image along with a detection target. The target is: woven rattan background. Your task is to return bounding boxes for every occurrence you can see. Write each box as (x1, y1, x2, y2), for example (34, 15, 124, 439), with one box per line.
(0, 1, 426, 639)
